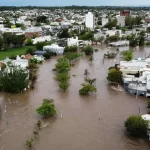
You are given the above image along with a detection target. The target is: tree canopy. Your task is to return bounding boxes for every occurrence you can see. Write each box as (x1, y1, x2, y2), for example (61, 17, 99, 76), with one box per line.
(125, 115, 148, 137)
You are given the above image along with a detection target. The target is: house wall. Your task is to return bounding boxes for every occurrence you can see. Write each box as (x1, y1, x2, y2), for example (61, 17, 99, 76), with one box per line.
(67, 37, 79, 46)
(117, 16, 125, 27)
(102, 18, 108, 26)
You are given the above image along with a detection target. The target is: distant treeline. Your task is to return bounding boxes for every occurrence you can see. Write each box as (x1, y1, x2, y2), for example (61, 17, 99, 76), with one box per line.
(0, 6, 150, 11)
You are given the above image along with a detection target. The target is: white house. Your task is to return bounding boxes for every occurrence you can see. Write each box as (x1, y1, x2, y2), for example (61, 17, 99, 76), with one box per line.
(33, 36, 51, 45)
(67, 37, 79, 46)
(85, 12, 94, 30)
(43, 44, 64, 55)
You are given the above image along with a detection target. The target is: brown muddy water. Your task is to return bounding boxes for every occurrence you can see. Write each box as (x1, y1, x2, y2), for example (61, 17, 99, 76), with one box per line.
(0, 45, 150, 150)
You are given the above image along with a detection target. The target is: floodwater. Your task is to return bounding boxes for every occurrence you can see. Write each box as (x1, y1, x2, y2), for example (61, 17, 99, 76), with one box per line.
(0, 45, 150, 150)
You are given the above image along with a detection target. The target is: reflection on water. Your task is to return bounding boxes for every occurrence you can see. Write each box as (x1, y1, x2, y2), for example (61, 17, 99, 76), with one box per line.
(0, 45, 150, 150)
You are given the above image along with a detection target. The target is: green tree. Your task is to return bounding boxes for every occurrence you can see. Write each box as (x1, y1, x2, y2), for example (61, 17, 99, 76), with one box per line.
(28, 63, 38, 89)
(55, 59, 70, 73)
(26, 48, 35, 55)
(147, 27, 150, 33)
(26, 38, 33, 45)
(121, 50, 133, 61)
(0, 36, 5, 51)
(105, 35, 119, 44)
(59, 81, 69, 92)
(104, 19, 117, 30)
(125, 115, 148, 137)
(56, 73, 70, 82)
(58, 29, 70, 38)
(0, 64, 29, 93)
(36, 99, 56, 118)
(64, 53, 81, 62)
(83, 45, 93, 55)
(64, 45, 78, 53)
(107, 68, 123, 84)
(25, 138, 33, 149)
(127, 34, 138, 47)
(79, 83, 97, 95)
(36, 42, 46, 50)
(36, 15, 48, 23)
(79, 31, 94, 40)
(55, 58, 70, 92)
(138, 31, 145, 46)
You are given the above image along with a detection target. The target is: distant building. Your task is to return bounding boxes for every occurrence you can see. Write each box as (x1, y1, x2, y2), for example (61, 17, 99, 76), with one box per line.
(102, 18, 108, 26)
(25, 27, 43, 38)
(117, 16, 125, 27)
(67, 37, 78, 46)
(85, 12, 95, 30)
(120, 10, 131, 17)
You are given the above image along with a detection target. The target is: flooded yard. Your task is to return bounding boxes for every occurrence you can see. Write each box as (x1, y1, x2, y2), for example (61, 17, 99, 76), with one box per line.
(0, 45, 150, 150)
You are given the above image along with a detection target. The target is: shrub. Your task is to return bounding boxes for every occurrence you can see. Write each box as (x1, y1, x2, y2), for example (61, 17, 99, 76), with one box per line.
(121, 50, 133, 61)
(64, 45, 78, 53)
(107, 68, 123, 84)
(26, 38, 33, 45)
(83, 45, 93, 55)
(55, 59, 70, 73)
(0, 65, 29, 93)
(26, 48, 35, 55)
(125, 115, 148, 137)
(79, 83, 97, 95)
(36, 99, 56, 118)
(64, 53, 81, 62)
(9, 55, 16, 60)
(55, 58, 70, 92)
(56, 73, 70, 82)
(36, 42, 46, 50)
(145, 41, 150, 46)
(25, 138, 33, 149)
(43, 52, 51, 59)
(59, 81, 69, 92)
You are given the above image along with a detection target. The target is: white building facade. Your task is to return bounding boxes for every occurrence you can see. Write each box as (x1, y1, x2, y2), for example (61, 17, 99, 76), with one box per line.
(85, 12, 94, 30)
(116, 16, 125, 27)
(102, 18, 108, 26)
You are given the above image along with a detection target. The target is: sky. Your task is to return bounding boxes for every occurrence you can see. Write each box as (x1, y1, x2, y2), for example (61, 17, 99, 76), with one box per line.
(0, 0, 150, 6)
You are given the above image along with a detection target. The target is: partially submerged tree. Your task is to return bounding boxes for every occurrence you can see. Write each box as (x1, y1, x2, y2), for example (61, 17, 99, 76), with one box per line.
(79, 83, 97, 95)
(79, 77, 97, 95)
(83, 45, 94, 55)
(125, 115, 148, 137)
(107, 68, 123, 84)
(55, 58, 70, 92)
(36, 99, 56, 118)
(121, 50, 133, 61)
(0, 64, 29, 93)
(25, 138, 33, 149)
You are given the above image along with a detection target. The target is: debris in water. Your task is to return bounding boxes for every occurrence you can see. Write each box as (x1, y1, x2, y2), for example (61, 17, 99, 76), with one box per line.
(42, 123, 49, 128)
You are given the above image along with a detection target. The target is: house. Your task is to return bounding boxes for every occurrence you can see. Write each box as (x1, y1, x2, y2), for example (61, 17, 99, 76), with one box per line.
(67, 37, 79, 46)
(32, 36, 51, 45)
(120, 57, 150, 97)
(25, 27, 43, 38)
(43, 44, 64, 55)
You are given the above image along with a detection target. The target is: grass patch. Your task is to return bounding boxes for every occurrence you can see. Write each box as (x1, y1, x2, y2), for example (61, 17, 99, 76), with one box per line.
(0, 46, 35, 60)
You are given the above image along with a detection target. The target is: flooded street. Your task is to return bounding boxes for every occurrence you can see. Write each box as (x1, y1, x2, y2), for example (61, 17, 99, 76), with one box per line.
(0, 45, 150, 150)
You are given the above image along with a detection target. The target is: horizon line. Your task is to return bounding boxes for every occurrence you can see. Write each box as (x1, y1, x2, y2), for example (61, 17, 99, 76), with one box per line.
(0, 5, 150, 7)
